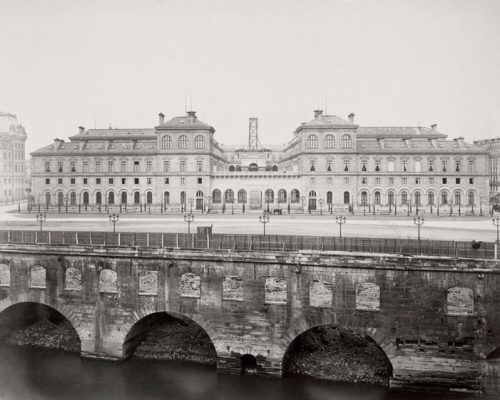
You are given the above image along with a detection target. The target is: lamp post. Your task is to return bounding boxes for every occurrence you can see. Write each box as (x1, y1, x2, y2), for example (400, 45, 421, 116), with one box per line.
(301, 196, 305, 212)
(259, 212, 270, 235)
(109, 213, 119, 233)
(64, 195, 69, 213)
(188, 197, 193, 213)
(184, 213, 194, 235)
(493, 216, 500, 259)
(335, 216, 346, 238)
(319, 199, 324, 216)
(36, 213, 47, 232)
(414, 216, 424, 253)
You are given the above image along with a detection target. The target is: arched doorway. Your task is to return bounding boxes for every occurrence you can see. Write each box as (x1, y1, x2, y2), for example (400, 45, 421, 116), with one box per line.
(0, 302, 81, 353)
(45, 192, 51, 206)
(95, 192, 102, 205)
(343, 191, 350, 204)
(57, 192, 64, 206)
(146, 192, 153, 204)
(241, 354, 258, 374)
(108, 192, 115, 205)
(195, 190, 204, 210)
(121, 192, 127, 204)
(283, 325, 392, 386)
(134, 192, 140, 204)
(122, 312, 217, 366)
(82, 192, 89, 205)
(248, 163, 258, 171)
(308, 191, 317, 211)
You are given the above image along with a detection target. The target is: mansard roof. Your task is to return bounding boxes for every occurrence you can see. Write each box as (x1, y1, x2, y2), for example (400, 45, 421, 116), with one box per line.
(156, 112, 215, 132)
(295, 110, 357, 132)
(69, 128, 156, 140)
(358, 126, 447, 139)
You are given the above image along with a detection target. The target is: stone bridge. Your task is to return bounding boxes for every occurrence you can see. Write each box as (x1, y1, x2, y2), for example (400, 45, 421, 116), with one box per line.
(0, 240, 499, 393)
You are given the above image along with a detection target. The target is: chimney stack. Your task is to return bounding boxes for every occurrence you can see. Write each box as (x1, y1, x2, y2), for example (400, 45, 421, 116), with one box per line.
(78, 126, 85, 134)
(431, 124, 437, 131)
(158, 113, 165, 125)
(348, 113, 355, 123)
(313, 109, 323, 118)
(187, 110, 197, 119)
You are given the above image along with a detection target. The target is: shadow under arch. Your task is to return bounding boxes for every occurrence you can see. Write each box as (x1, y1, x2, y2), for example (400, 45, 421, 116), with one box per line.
(122, 311, 217, 366)
(0, 300, 82, 353)
(281, 323, 393, 386)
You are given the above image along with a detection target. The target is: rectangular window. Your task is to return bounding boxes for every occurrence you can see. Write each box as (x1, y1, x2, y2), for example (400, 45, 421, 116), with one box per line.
(344, 177, 349, 184)
(146, 161, 152, 172)
(45, 162, 51, 172)
(442, 178, 447, 184)
(83, 162, 89, 172)
(121, 161, 126, 172)
(375, 160, 380, 171)
(122, 178, 126, 184)
(415, 178, 420, 184)
(468, 160, 475, 172)
(343, 160, 349, 171)
(362, 177, 367, 184)
(456, 178, 461, 184)
(428, 160, 434, 172)
(387, 161, 394, 172)
(327, 177, 333, 185)
(197, 161, 203, 172)
(376, 177, 380, 184)
(134, 178, 139, 184)
(327, 160, 333, 171)
(389, 177, 394, 184)
(70, 161, 76, 172)
(45, 178, 50, 184)
(310, 177, 315, 185)
(401, 160, 407, 172)
(83, 178, 88, 184)
(180, 160, 186, 172)
(147, 178, 152, 184)
(134, 161, 140, 172)
(96, 178, 101, 184)
(402, 177, 407, 184)
(197, 177, 202, 184)
(442, 160, 447, 172)
(181, 177, 186, 185)
(361, 160, 367, 171)
(57, 162, 63, 172)
(164, 160, 170, 172)
(469, 178, 474, 184)
(415, 161, 421, 172)
(109, 178, 114, 184)
(429, 177, 434, 184)
(164, 178, 169, 184)
(96, 161, 101, 172)
(58, 178, 63, 184)
(108, 161, 114, 172)
(70, 178, 75, 184)
(455, 161, 461, 172)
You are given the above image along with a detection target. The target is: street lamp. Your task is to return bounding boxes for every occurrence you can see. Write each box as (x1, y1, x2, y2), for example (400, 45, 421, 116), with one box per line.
(184, 213, 194, 234)
(493, 216, 500, 259)
(109, 213, 119, 233)
(414, 216, 424, 241)
(259, 212, 270, 235)
(36, 213, 47, 232)
(335, 216, 346, 238)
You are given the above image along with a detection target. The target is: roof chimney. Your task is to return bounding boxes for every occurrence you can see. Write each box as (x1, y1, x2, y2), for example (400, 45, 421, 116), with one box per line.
(348, 113, 355, 123)
(431, 124, 437, 131)
(78, 126, 85, 134)
(158, 112, 165, 125)
(313, 109, 323, 118)
(187, 110, 197, 119)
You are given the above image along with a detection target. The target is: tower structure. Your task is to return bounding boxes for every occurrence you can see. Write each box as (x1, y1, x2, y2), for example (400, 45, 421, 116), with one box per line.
(248, 117, 261, 150)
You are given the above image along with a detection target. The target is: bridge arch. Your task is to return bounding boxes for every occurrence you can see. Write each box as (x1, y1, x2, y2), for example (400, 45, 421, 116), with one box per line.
(0, 298, 85, 353)
(120, 305, 220, 363)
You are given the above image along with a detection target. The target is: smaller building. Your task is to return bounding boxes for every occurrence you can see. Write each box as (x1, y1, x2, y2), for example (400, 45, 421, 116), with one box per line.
(0, 112, 27, 203)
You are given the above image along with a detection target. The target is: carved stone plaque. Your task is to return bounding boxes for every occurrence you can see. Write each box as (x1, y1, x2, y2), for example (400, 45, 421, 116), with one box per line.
(310, 280, 333, 308)
(356, 282, 380, 311)
(223, 276, 243, 301)
(180, 273, 200, 298)
(265, 277, 287, 304)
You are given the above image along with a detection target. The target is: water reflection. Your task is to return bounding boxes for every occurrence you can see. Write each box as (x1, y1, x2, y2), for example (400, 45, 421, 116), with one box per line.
(0, 344, 488, 400)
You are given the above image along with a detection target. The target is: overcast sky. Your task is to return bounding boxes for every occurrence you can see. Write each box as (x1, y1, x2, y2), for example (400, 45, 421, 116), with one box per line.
(1, 0, 499, 154)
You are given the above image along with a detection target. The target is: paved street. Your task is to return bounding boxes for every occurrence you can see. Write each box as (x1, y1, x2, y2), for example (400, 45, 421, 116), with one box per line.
(0, 203, 496, 243)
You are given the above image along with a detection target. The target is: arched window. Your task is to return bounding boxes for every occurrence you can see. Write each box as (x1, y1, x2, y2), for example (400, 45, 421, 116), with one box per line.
(164, 191, 170, 205)
(249, 163, 258, 171)
(414, 192, 421, 206)
(134, 192, 140, 204)
(454, 191, 461, 205)
(162, 135, 171, 149)
(361, 191, 368, 205)
(309, 190, 316, 198)
(235, 166, 241, 171)
(146, 192, 153, 204)
(468, 191, 475, 206)
(341, 134, 352, 149)
(196, 190, 203, 198)
(108, 192, 114, 205)
(265, 189, 274, 203)
(401, 191, 408, 205)
(266, 165, 271, 171)
(95, 192, 102, 204)
(180, 191, 186, 204)
(70, 191, 76, 205)
(121, 192, 127, 204)
(278, 189, 287, 203)
(238, 189, 247, 203)
(212, 189, 221, 203)
(291, 189, 300, 203)
(178, 135, 188, 149)
(441, 192, 448, 205)
(194, 135, 205, 149)
(229, 165, 235, 172)
(388, 191, 394, 205)
(374, 191, 381, 205)
(326, 191, 333, 204)
(343, 191, 350, 204)
(225, 189, 234, 203)
(45, 192, 51, 205)
(428, 192, 435, 205)
(58, 192, 64, 205)
(307, 134, 318, 149)
(82, 192, 89, 205)
(324, 134, 335, 149)
(271, 165, 278, 171)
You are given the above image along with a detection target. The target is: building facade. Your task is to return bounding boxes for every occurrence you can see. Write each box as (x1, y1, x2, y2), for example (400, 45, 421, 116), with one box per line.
(31, 109, 489, 215)
(474, 138, 500, 198)
(0, 112, 27, 203)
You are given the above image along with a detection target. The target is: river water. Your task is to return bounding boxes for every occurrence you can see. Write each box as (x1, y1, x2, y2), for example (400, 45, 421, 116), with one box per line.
(0, 344, 491, 400)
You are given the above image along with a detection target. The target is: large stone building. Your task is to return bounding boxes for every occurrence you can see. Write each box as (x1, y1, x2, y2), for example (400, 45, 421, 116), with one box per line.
(30, 109, 489, 214)
(0, 112, 27, 203)
(474, 138, 500, 197)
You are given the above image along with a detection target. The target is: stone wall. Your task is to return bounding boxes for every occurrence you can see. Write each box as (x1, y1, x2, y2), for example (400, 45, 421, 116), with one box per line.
(0, 243, 499, 394)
